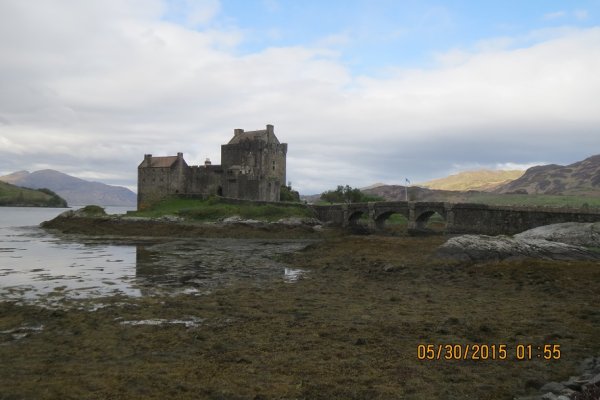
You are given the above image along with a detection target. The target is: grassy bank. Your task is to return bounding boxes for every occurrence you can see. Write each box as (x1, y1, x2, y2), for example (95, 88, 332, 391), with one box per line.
(1, 235, 599, 399)
(132, 197, 315, 221)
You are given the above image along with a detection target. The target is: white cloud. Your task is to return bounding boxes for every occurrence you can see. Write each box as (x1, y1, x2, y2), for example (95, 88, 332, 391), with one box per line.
(543, 11, 566, 20)
(494, 162, 545, 171)
(0, 1, 599, 194)
(186, 0, 221, 26)
(574, 9, 589, 20)
(262, 0, 280, 13)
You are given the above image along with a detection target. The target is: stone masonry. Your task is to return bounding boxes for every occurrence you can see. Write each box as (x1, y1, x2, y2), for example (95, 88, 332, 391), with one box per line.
(137, 124, 287, 209)
(311, 201, 600, 235)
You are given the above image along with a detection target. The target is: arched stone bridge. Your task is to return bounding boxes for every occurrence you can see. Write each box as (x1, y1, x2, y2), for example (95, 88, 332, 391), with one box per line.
(310, 201, 600, 235)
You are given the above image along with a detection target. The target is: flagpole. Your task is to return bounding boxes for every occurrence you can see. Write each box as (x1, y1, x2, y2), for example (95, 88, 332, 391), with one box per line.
(405, 178, 409, 202)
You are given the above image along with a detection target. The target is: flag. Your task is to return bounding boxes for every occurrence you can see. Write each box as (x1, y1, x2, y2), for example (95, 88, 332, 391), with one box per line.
(405, 178, 410, 185)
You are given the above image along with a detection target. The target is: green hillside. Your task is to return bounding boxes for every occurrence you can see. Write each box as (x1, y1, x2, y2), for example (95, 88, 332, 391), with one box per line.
(420, 169, 524, 191)
(0, 181, 68, 207)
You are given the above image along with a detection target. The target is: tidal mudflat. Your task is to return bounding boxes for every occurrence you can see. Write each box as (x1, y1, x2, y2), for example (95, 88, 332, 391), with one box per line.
(1, 224, 599, 399)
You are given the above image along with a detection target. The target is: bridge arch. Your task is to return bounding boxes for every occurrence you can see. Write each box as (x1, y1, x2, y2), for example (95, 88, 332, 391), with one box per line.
(374, 210, 410, 230)
(414, 209, 447, 231)
(348, 210, 366, 225)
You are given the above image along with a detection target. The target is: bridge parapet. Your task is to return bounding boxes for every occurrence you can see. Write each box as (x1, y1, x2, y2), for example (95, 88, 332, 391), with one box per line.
(309, 201, 600, 235)
(448, 203, 600, 235)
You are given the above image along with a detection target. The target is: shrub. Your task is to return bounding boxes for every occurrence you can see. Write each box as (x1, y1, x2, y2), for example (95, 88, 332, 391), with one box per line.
(79, 205, 107, 216)
(280, 185, 300, 202)
(320, 185, 384, 204)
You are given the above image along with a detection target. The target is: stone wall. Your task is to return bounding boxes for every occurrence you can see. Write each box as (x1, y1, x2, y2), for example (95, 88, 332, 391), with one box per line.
(137, 155, 187, 209)
(220, 125, 287, 202)
(448, 203, 600, 235)
(187, 165, 223, 197)
(310, 202, 600, 235)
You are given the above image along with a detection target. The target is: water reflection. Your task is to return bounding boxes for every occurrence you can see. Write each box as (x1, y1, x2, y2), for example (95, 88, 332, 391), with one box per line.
(0, 226, 140, 302)
(0, 220, 312, 305)
(134, 239, 310, 296)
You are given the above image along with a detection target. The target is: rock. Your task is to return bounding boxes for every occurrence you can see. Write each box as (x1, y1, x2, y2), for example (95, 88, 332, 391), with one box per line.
(57, 210, 75, 218)
(541, 393, 558, 400)
(277, 217, 322, 226)
(221, 216, 262, 225)
(222, 216, 244, 223)
(580, 356, 600, 374)
(158, 215, 183, 222)
(277, 217, 304, 226)
(562, 376, 583, 391)
(57, 205, 108, 218)
(382, 264, 405, 272)
(540, 382, 564, 394)
(435, 234, 600, 262)
(586, 372, 600, 387)
(522, 355, 600, 400)
(515, 222, 600, 247)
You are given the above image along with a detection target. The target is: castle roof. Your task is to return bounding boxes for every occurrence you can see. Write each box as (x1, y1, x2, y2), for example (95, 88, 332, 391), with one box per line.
(139, 156, 182, 168)
(227, 124, 280, 145)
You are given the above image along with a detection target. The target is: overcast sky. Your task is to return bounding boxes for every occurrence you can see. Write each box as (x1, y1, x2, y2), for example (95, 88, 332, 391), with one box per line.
(1, 0, 599, 194)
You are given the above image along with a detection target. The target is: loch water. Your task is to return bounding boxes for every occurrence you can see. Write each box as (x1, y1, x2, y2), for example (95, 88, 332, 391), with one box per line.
(0, 207, 308, 307)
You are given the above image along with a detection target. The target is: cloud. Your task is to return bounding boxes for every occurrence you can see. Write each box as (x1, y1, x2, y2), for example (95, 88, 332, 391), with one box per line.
(185, 0, 221, 26)
(543, 11, 566, 20)
(262, 0, 280, 13)
(574, 9, 589, 21)
(544, 9, 590, 22)
(494, 162, 545, 171)
(0, 1, 599, 194)
(163, 0, 221, 27)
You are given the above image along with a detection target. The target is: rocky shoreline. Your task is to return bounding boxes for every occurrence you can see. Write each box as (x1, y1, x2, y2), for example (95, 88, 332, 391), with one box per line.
(40, 208, 329, 239)
(515, 356, 600, 400)
(5, 209, 598, 399)
(435, 222, 600, 262)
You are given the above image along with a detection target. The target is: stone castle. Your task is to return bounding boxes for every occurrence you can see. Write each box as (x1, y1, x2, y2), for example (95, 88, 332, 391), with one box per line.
(137, 124, 287, 208)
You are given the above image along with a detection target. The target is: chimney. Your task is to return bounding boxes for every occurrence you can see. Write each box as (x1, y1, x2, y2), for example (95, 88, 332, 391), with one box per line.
(205, 158, 212, 166)
(177, 152, 183, 159)
(234, 128, 244, 136)
(266, 124, 274, 134)
(144, 154, 152, 163)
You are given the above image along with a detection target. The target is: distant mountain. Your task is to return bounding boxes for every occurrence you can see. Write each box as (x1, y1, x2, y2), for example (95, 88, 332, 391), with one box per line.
(302, 185, 478, 204)
(360, 182, 387, 190)
(0, 180, 67, 207)
(0, 170, 30, 185)
(419, 169, 524, 191)
(0, 170, 137, 206)
(494, 155, 600, 195)
(362, 185, 471, 202)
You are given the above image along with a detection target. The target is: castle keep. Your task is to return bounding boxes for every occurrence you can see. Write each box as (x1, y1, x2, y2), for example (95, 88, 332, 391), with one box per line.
(137, 124, 287, 208)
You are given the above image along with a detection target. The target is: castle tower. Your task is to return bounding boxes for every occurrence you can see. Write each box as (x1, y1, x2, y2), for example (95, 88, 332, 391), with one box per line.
(221, 124, 287, 201)
(137, 152, 188, 209)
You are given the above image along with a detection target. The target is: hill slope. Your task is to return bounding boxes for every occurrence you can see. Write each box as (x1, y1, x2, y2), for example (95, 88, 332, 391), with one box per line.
(420, 169, 524, 191)
(494, 155, 600, 195)
(0, 181, 67, 207)
(0, 170, 136, 206)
